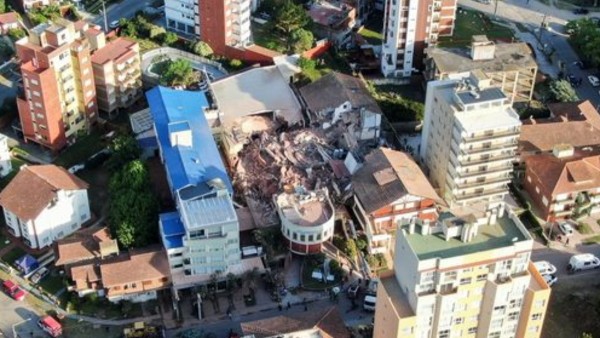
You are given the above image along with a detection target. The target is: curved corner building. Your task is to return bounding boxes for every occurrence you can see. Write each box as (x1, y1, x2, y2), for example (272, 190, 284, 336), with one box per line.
(275, 188, 335, 255)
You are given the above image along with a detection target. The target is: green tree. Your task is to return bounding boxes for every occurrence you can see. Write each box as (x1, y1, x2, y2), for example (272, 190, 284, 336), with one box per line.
(191, 41, 213, 57)
(0, 0, 5, 13)
(344, 238, 357, 258)
(149, 25, 166, 40)
(7, 28, 26, 42)
(159, 59, 196, 87)
(108, 160, 159, 249)
(160, 31, 178, 46)
(0, 39, 13, 59)
(275, 1, 310, 35)
(549, 79, 579, 102)
(291, 28, 313, 53)
(105, 135, 141, 171)
(228, 59, 243, 70)
(119, 18, 138, 38)
(297, 57, 316, 72)
(355, 235, 368, 252)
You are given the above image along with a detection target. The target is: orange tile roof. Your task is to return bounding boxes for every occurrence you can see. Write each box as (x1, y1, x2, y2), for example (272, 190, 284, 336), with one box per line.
(0, 12, 19, 25)
(0, 165, 88, 221)
(99, 247, 170, 288)
(91, 37, 138, 65)
(525, 152, 600, 197)
(55, 227, 117, 266)
(519, 101, 600, 154)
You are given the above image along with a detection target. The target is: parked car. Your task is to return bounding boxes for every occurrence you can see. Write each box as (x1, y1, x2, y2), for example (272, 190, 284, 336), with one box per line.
(109, 20, 120, 29)
(31, 267, 49, 284)
(575, 60, 587, 69)
(543, 274, 557, 287)
(573, 7, 589, 14)
(38, 316, 62, 337)
(558, 222, 575, 236)
(533, 261, 557, 276)
(588, 75, 600, 87)
(347, 283, 360, 299)
(568, 253, 600, 272)
(3, 280, 26, 301)
(68, 163, 85, 174)
(363, 294, 376, 311)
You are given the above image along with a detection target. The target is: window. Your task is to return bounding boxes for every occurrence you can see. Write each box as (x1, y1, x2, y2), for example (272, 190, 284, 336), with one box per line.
(508, 311, 519, 321)
(476, 274, 487, 281)
(454, 317, 463, 324)
(293, 232, 297, 240)
(534, 299, 546, 308)
(460, 277, 471, 285)
(438, 329, 450, 338)
(300, 234, 305, 242)
(489, 332, 501, 338)
(467, 327, 477, 334)
(308, 234, 314, 242)
(444, 271, 457, 281)
(532, 313, 542, 320)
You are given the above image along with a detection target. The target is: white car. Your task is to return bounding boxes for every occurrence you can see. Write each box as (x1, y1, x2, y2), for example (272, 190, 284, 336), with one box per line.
(543, 274, 557, 287)
(588, 75, 600, 87)
(558, 222, 575, 236)
(30, 267, 49, 284)
(67, 164, 85, 174)
(533, 261, 557, 276)
(109, 20, 120, 29)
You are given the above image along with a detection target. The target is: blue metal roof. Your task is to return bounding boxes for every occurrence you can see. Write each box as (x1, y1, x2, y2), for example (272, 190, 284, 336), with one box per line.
(146, 86, 232, 193)
(137, 136, 158, 149)
(160, 212, 185, 250)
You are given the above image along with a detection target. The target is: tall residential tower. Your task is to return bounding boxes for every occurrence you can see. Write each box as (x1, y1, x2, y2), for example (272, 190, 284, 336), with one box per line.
(381, 0, 456, 77)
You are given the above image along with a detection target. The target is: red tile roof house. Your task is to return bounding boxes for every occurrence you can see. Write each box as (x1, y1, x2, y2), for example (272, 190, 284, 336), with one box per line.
(524, 146, 600, 222)
(68, 246, 172, 303)
(0, 12, 20, 34)
(0, 165, 91, 249)
(351, 147, 441, 254)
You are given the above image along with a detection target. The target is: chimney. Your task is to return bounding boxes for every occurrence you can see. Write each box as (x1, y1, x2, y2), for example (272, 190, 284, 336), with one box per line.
(552, 144, 574, 158)
(470, 35, 495, 61)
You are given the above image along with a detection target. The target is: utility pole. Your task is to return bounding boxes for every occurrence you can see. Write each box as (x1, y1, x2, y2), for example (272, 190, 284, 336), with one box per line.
(538, 13, 547, 42)
(101, 0, 108, 32)
(494, 0, 499, 19)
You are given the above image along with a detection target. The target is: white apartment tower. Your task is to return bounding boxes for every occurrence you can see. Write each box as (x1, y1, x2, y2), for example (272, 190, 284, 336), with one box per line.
(381, 0, 457, 77)
(420, 73, 521, 210)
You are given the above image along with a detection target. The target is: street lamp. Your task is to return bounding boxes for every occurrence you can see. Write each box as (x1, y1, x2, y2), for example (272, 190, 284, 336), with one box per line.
(12, 317, 32, 338)
(99, 0, 108, 32)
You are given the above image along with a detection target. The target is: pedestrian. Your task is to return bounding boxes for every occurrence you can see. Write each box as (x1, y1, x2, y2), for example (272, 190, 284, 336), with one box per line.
(287, 301, 291, 309)
(278, 303, 283, 311)
(304, 305, 308, 311)
(566, 237, 570, 246)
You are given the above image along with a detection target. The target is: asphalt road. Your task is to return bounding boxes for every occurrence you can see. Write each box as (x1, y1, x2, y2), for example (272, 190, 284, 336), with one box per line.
(0, 289, 46, 338)
(531, 245, 600, 281)
(89, 0, 152, 31)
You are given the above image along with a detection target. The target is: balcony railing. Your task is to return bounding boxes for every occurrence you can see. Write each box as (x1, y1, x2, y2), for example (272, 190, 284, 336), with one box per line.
(454, 186, 507, 201)
(454, 175, 511, 189)
(457, 165, 514, 178)
(463, 129, 520, 143)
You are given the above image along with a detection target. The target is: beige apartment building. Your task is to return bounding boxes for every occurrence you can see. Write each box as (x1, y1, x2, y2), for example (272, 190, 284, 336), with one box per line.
(373, 208, 550, 338)
(420, 73, 521, 211)
(425, 36, 538, 104)
(16, 19, 99, 151)
(91, 37, 141, 115)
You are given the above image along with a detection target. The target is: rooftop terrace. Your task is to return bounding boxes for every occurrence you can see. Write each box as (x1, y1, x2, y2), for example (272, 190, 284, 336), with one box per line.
(405, 215, 529, 260)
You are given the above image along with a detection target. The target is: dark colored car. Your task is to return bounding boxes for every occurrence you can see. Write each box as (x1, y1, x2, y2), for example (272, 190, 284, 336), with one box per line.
(573, 7, 589, 14)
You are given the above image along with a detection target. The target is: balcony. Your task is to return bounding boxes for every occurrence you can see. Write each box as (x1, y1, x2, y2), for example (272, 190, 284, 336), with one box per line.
(454, 175, 511, 189)
(454, 186, 508, 201)
(457, 164, 514, 178)
(456, 153, 515, 168)
(463, 129, 520, 143)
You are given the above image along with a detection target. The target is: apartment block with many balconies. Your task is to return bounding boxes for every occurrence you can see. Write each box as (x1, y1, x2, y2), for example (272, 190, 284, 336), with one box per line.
(381, 0, 456, 77)
(16, 19, 98, 152)
(373, 207, 550, 338)
(91, 37, 142, 116)
(420, 72, 521, 211)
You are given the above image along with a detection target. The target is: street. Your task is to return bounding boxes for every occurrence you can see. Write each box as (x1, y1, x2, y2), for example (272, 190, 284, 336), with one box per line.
(459, 0, 600, 107)
(87, 0, 152, 30)
(0, 290, 46, 338)
(531, 244, 600, 280)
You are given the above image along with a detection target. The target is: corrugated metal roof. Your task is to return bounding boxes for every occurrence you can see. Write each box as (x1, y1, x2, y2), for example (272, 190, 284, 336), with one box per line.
(160, 212, 185, 249)
(146, 86, 232, 193)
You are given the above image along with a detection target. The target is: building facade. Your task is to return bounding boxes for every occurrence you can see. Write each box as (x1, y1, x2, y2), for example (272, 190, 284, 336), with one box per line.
(381, 0, 456, 77)
(0, 12, 20, 34)
(0, 165, 91, 249)
(352, 148, 440, 254)
(524, 148, 600, 222)
(0, 134, 12, 177)
(373, 209, 550, 338)
(91, 37, 142, 115)
(275, 188, 335, 255)
(16, 19, 98, 151)
(147, 86, 262, 292)
(425, 36, 538, 104)
(420, 74, 521, 210)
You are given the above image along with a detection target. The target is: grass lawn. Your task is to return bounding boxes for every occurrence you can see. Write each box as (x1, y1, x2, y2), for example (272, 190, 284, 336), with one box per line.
(1, 246, 26, 265)
(38, 273, 65, 296)
(438, 9, 515, 47)
(251, 22, 287, 53)
(53, 130, 106, 168)
(300, 50, 352, 83)
(578, 222, 594, 235)
(369, 84, 425, 122)
(0, 158, 27, 190)
(359, 10, 384, 45)
(359, 27, 383, 45)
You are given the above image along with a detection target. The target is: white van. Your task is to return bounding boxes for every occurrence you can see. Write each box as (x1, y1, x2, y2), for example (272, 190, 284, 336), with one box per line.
(533, 261, 557, 276)
(364, 295, 377, 311)
(567, 254, 600, 272)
